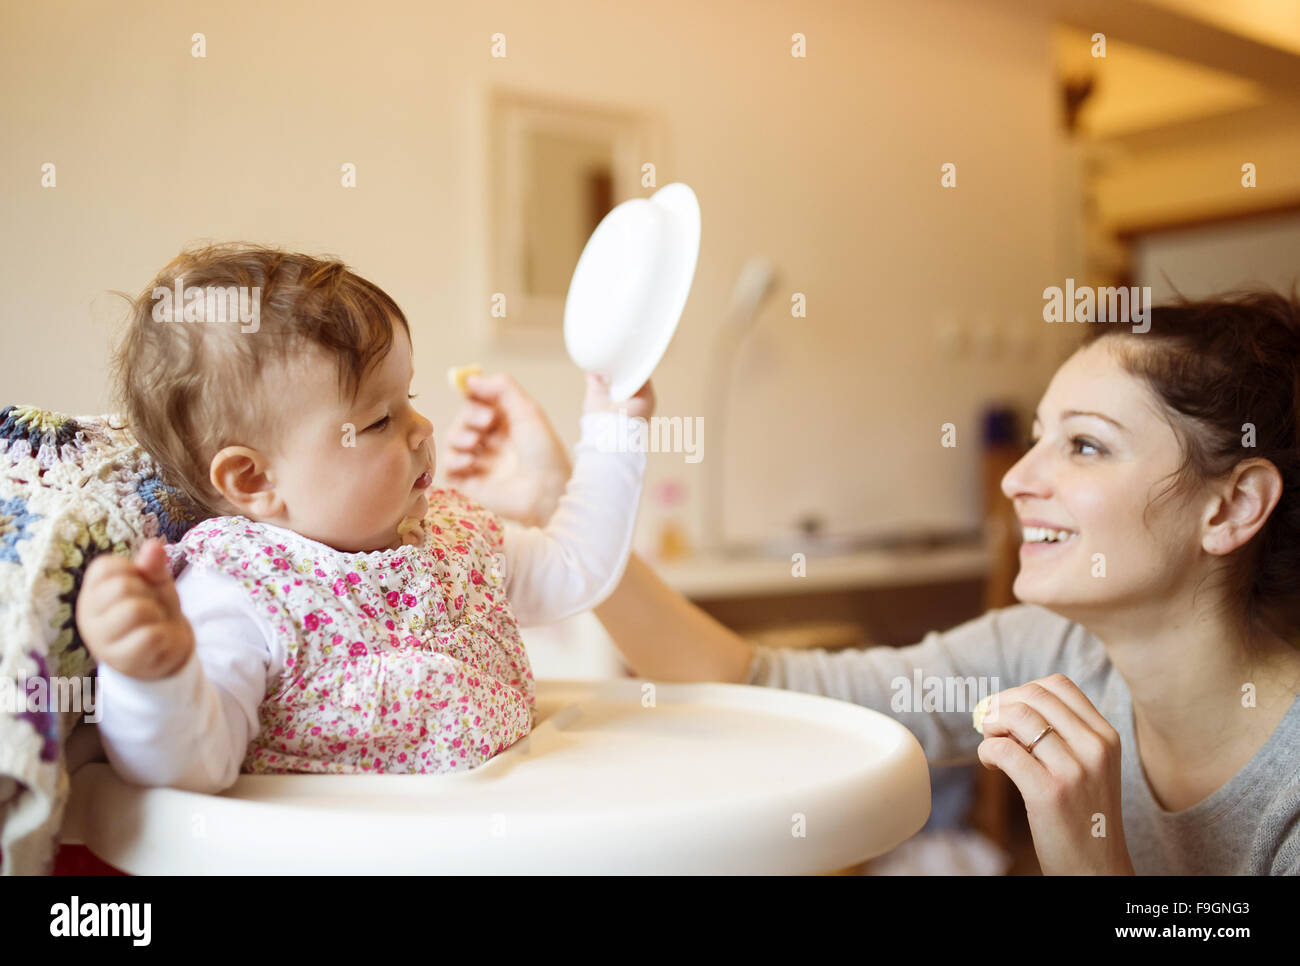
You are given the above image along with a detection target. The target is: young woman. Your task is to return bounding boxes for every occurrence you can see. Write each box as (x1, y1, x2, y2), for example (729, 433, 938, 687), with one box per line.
(444, 290, 1300, 875)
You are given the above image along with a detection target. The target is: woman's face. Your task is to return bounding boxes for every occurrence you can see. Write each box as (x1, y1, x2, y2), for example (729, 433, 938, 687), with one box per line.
(1001, 339, 1204, 616)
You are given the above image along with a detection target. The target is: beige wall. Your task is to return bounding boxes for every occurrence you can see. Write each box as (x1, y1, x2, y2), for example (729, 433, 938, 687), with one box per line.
(0, 0, 1071, 553)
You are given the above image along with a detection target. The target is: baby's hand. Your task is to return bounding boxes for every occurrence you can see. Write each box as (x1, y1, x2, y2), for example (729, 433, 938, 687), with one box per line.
(75, 537, 196, 680)
(582, 373, 655, 420)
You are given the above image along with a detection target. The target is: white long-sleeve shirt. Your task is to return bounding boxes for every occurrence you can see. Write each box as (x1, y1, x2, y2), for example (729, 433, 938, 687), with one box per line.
(96, 411, 646, 793)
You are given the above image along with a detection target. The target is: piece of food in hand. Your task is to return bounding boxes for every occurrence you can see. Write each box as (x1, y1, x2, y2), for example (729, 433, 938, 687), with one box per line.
(972, 694, 993, 735)
(447, 364, 482, 395)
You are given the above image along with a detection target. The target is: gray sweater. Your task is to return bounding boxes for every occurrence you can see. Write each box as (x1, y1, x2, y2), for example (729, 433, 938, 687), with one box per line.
(744, 603, 1300, 875)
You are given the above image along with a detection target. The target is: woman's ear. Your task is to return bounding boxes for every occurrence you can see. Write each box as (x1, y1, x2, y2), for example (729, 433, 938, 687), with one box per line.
(1201, 458, 1283, 556)
(210, 445, 285, 519)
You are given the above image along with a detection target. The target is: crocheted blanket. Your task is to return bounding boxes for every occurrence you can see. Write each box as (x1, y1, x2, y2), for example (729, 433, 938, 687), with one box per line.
(0, 405, 203, 875)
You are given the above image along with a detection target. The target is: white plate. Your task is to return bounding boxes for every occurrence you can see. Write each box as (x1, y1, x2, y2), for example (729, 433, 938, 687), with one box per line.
(61, 678, 930, 874)
(564, 183, 701, 402)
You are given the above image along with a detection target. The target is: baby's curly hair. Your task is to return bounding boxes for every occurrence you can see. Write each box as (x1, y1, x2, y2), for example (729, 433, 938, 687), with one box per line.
(109, 242, 410, 518)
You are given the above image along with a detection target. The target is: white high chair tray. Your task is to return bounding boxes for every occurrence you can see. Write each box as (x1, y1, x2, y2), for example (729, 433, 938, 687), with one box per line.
(62, 678, 930, 874)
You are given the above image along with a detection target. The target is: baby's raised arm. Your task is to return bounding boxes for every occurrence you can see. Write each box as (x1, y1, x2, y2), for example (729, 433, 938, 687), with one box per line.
(493, 374, 653, 625)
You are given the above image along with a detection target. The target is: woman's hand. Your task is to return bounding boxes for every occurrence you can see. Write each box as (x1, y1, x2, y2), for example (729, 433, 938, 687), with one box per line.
(443, 372, 656, 526)
(977, 673, 1136, 875)
(442, 372, 574, 528)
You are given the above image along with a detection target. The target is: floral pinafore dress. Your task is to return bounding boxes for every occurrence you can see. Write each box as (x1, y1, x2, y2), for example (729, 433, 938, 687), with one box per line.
(164, 488, 535, 776)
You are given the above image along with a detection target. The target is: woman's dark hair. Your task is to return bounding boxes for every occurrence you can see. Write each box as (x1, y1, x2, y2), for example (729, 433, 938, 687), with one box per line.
(1081, 287, 1300, 650)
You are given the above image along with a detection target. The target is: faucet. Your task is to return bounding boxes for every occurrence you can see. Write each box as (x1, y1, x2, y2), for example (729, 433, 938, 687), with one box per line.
(703, 256, 779, 555)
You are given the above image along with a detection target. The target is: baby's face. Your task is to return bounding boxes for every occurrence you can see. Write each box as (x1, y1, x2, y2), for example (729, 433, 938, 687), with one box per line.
(255, 333, 435, 552)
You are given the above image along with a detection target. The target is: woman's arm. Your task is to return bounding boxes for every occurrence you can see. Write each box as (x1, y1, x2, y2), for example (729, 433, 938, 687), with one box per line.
(592, 551, 756, 684)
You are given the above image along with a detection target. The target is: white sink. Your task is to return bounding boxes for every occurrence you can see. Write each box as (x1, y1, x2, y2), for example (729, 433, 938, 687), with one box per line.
(62, 678, 930, 874)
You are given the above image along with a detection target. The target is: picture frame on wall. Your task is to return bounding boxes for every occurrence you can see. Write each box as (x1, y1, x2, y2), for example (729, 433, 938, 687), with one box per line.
(487, 86, 668, 350)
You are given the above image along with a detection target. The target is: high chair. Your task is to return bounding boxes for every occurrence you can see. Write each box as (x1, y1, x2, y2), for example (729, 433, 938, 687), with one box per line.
(58, 678, 930, 874)
(3, 405, 929, 875)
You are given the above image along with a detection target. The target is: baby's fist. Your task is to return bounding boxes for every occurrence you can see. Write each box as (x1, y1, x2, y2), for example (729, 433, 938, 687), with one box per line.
(582, 372, 656, 420)
(75, 537, 196, 680)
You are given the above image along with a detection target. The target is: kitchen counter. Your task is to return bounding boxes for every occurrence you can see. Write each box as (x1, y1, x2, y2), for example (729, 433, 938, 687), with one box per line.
(652, 541, 992, 600)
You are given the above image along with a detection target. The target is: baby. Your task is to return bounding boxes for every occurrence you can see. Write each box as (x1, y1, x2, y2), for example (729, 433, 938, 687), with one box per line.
(77, 243, 650, 792)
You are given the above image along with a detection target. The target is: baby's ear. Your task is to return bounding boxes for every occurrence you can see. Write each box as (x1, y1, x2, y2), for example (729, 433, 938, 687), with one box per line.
(210, 444, 282, 516)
